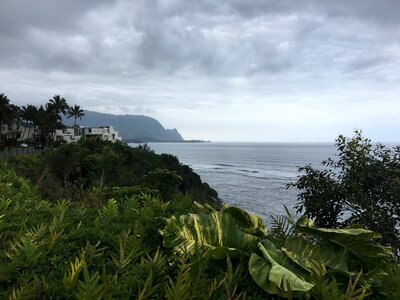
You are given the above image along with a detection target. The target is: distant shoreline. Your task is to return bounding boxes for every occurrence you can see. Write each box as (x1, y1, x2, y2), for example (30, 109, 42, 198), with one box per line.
(126, 139, 210, 143)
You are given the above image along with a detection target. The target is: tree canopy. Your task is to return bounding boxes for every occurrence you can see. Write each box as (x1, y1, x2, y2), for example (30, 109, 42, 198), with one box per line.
(289, 130, 400, 255)
(0, 93, 85, 147)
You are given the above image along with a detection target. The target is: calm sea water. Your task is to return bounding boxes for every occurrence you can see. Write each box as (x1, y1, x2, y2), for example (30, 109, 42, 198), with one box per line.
(131, 142, 336, 221)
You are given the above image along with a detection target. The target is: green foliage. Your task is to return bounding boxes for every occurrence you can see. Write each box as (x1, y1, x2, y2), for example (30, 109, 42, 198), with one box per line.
(143, 168, 183, 201)
(75, 264, 106, 300)
(111, 230, 143, 271)
(6, 138, 222, 208)
(63, 257, 85, 291)
(165, 257, 193, 300)
(9, 277, 42, 300)
(5, 224, 47, 266)
(1, 136, 399, 299)
(162, 207, 261, 259)
(249, 242, 314, 295)
(289, 130, 400, 255)
(99, 198, 119, 220)
(161, 207, 396, 299)
(294, 218, 392, 267)
(223, 206, 266, 236)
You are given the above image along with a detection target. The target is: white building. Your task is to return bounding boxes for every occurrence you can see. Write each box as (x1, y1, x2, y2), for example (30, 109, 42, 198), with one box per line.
(55, 127, 84, 143)
(84, 126, 122, 142)
(0, 123, 34, 141)
(55, 125, 122, 143)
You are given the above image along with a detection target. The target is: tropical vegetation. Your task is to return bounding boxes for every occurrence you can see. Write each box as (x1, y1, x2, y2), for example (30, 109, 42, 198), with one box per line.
(0, 133, 399, 298)
(289, 130, 400, 257)
(0, 93, 84, 147)
(68, 105, 85, 127)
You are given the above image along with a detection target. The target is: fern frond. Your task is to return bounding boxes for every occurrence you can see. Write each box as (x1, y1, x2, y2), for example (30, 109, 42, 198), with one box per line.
(0, 196, 12, 214)
(139, 192, 155, 202)
(111, 230, 143, 271)
(78, 241, 106, 261)
(75, 265, 106, 300)
(346, 271, 370, 299)
(26, 224, 47, 242)
(54, 199, 70, 213)
(188, 256, 215, 300)
(165, 258, 192, 300)
(9, 285, 35, 300)
(36, 200, 51, 209)
(8, 277, 41, 300)
(141, 247, 167, 276)
(6, 224, 47, 263)
(99, 198, 119, 220)
(47, 207, 66, 252)
(63, 257, 86, 291)
(138, 271, 159, 300)
(269, 214, 294, 243)
(223, 257, 245, 300)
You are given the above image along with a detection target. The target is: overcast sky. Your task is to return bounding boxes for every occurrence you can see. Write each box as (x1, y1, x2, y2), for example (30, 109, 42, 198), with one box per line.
(1, 0, 399, 142)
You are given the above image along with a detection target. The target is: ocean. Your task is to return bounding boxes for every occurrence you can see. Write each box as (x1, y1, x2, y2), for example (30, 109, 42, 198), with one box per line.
(131, 142, 337, 221)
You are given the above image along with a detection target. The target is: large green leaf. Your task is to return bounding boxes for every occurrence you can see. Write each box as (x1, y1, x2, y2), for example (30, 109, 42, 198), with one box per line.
(295, 218, 392, 266)
(249, 253, 280, 295)
(249, 242, 314, 295)
(161, 211, 260, 260)
(282, 236, 349, 274)
(223, 206, 267, 236)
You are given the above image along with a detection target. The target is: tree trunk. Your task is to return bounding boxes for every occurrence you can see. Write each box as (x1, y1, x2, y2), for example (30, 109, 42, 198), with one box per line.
(100, 170, 106, 188)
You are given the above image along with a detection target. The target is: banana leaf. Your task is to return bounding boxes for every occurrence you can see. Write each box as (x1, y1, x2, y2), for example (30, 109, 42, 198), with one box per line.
(249, 242, 314, 295)
(295, 218, 392, 267)
(223, 206, 267, 236)
(161, 211, 260, 260)
(282, 236, 349, 274)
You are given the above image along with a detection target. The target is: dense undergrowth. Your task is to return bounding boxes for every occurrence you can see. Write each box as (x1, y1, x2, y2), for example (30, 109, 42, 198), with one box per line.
(1, 140, 399, 299)
(6, 139, 221, 209)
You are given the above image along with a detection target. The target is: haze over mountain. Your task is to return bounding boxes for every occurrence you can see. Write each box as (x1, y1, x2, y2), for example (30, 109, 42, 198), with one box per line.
(64, 111, 184, 142)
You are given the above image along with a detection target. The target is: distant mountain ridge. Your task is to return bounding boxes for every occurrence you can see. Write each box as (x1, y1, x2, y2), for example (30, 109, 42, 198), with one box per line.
(63, 110, 184, 142)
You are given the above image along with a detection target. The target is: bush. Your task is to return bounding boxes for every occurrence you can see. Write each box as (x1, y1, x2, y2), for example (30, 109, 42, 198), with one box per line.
(289, 130, 400, 255)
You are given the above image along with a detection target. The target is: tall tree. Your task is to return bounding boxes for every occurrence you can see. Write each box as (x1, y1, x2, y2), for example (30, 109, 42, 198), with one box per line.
(48, 95, 69, 116)
(34, 105, 64, 147)
(8, 104, 22, 146)
(67, 105, 85, 127)
(21, 104, 38, 141)
(0, 94, 11, 142)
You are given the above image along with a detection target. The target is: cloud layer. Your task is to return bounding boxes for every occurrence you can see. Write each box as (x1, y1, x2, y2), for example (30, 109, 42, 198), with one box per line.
(1, 0, 399, 141)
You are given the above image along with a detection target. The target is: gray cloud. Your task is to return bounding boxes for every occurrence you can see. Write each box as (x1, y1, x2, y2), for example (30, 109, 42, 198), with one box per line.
(0, 0, 399, 141)
(2, 0, 399, 76)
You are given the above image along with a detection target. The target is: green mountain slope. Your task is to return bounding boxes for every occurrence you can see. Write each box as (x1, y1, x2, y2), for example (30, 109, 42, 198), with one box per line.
(64, 110, 184, 142)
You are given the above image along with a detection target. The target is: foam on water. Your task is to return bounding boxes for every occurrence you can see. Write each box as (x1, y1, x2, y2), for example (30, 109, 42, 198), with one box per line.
(130, 142, 336, 222)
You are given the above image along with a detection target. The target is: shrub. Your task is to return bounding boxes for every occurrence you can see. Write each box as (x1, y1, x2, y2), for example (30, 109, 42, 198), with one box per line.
(289, 130, 400, 255)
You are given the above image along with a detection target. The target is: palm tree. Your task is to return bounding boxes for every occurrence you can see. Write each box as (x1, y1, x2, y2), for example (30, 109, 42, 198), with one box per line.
(21, 104, 38, 141)
(67, 105, 85, 127)
(34, 105, 64, 147)
(48, 95, 69, 116)
(8, 104, 22, 146)
(0, 94, 11, 142)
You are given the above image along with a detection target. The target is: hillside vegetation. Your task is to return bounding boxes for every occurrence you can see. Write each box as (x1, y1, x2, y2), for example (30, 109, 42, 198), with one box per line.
(0, 136, 399, 299)
(6, 139, 220, 208)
